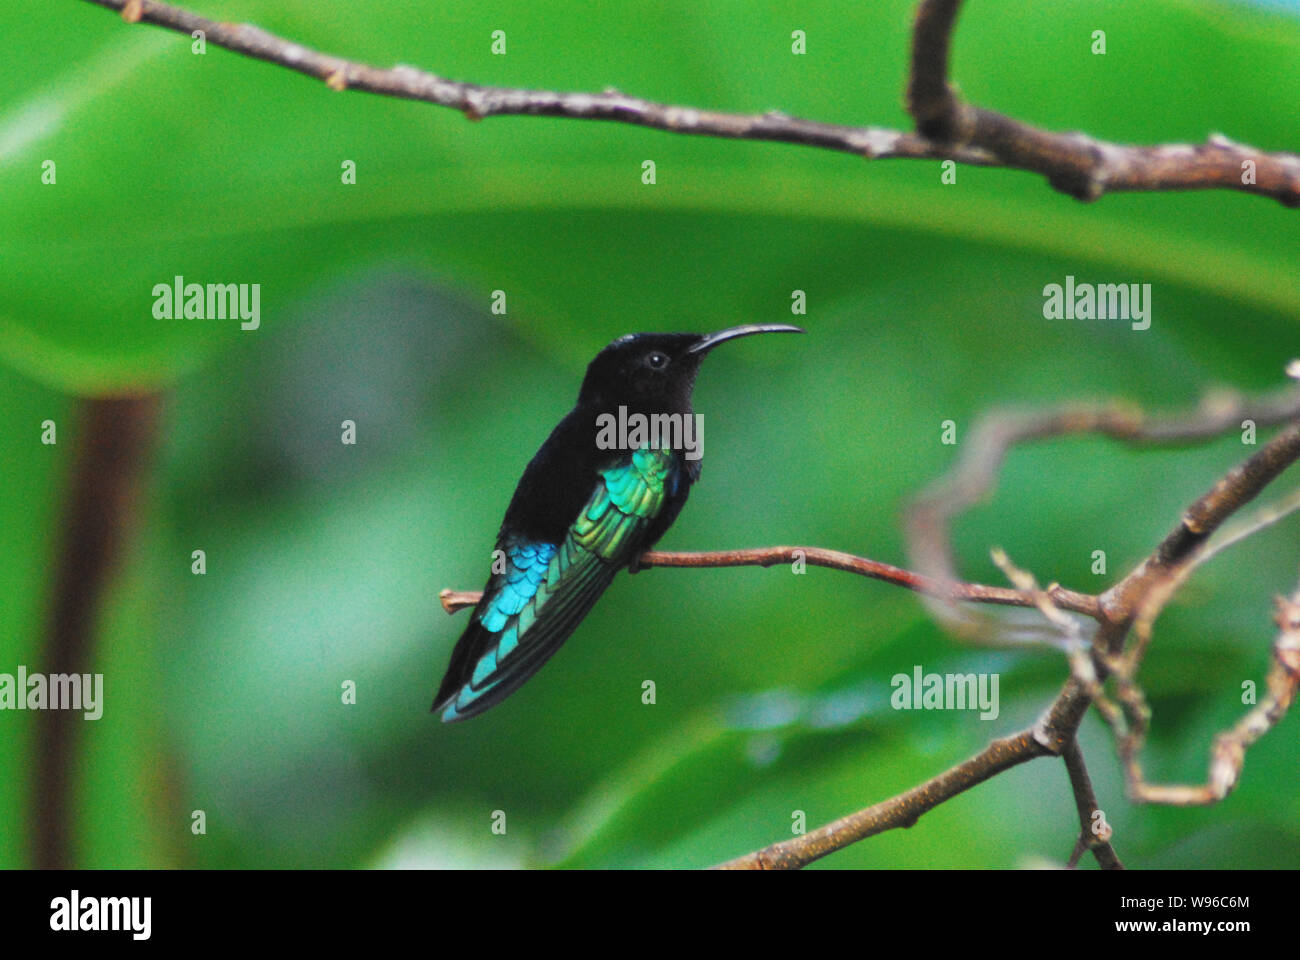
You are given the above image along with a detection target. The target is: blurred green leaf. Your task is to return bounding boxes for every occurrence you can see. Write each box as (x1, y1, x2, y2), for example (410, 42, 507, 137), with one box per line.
(1, 0, 1297, 870)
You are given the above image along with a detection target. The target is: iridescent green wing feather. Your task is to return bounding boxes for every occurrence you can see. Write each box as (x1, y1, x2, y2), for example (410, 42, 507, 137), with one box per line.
(438, 448, 675, 720)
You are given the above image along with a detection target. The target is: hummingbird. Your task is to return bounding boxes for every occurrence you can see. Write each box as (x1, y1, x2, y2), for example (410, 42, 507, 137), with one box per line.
(433, 323, 803, 721)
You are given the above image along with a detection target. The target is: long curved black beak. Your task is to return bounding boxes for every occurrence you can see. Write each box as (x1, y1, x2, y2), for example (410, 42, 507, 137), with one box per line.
(687, 324, 805, 355)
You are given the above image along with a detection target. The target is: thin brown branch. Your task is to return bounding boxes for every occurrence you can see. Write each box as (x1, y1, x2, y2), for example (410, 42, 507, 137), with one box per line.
(714, 728, 1051, 869)
(905, 387, 1300, 647)
(82, 0, 1300, 205)
(439, 545, 1101, 617)
(1062, 740, 1124, 870)
(1119, 484, 1300, 692)
(907, 0, 1300, 205)
(1081, 486, 1300, 798)
(85, 0, 987, 163)
(1079, 438, 1300, 806)
(438, 589, 482, 614)
(1104, 583, 1300, 806)
(991, 546, 1092, 654)
(1100, 422, 1300, 626)
(908, 386, 1300, 596)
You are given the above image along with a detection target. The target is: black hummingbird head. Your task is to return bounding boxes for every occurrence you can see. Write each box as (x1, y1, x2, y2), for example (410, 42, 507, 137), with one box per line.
(577, 324, 804, 411)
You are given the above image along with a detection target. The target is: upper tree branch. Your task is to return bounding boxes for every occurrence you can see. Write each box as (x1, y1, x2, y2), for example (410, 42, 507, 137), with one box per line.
(908, 0, 1300, 205)
(83, 0, 1300, 205)
(88, 0, 988, 163)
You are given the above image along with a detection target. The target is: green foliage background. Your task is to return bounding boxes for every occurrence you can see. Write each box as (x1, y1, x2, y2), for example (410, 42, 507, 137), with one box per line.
(1, 0, 1297, 868)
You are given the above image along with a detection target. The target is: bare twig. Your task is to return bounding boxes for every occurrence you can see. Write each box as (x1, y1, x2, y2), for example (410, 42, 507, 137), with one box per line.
(1106, 582, 1300, 806)
(1122, 484, 1300, 681)
(906, 388, 1300, 648)
(81, 0, 1300, 205)
(1100, 422, 1300, 627)
(907, 0, 1300, 205)
(991, 546, 1092, 651)
(714, 728, 1050, 869)
(1062, 740, 1124, 870)
(438, 589, 482, 614)
(85, 0, 987, 162)
(439, 545, 1100, 617)
(908, 387, 1300, 599)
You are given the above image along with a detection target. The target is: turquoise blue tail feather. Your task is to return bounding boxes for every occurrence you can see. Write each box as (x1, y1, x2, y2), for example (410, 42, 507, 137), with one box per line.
(436, 448, 677, 721)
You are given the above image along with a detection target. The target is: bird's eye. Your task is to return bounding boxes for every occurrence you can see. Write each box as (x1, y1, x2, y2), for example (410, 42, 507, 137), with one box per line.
(645, 351, 669, 371)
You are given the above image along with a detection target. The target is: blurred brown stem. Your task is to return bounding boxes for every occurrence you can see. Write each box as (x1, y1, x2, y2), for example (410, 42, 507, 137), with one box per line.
(33, 395, 159, 869)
